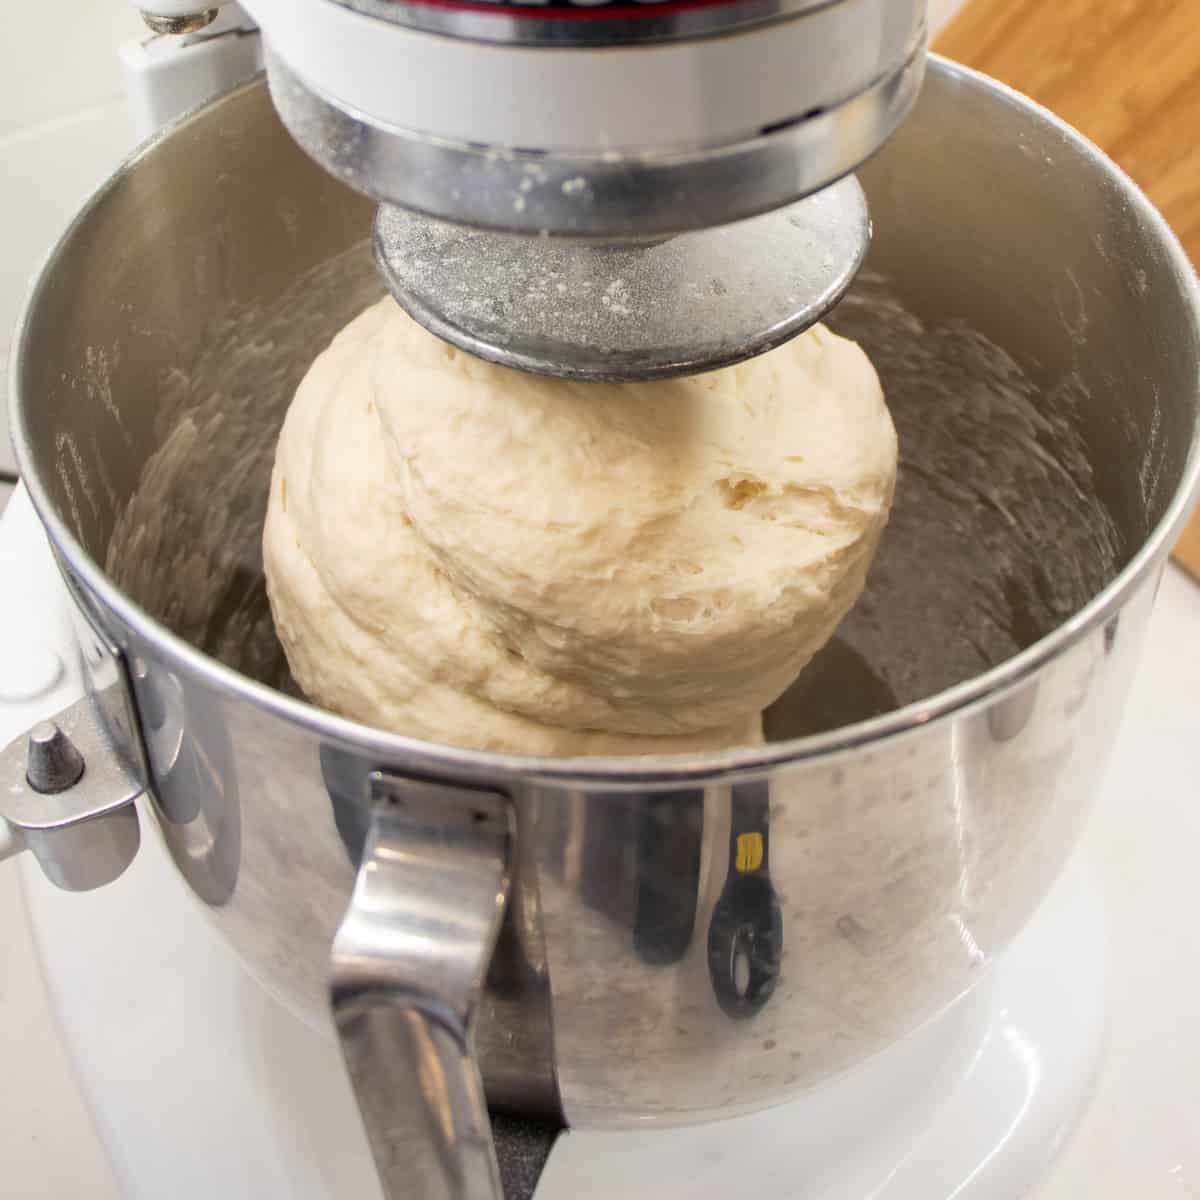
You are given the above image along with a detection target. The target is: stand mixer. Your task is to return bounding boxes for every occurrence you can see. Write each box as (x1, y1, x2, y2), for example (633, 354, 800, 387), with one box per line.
(3, 4, 1200, 1200)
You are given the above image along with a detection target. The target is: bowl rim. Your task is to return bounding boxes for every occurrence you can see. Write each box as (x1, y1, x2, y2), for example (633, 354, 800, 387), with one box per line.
(12, 56, 1200, 785)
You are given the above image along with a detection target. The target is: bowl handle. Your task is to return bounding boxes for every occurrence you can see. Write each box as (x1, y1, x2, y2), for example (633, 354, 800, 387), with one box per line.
(331, 772, 514, 1200)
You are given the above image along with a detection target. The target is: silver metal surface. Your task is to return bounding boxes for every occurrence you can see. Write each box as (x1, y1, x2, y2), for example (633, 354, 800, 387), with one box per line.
(265, 36, 924, 237)
(331, 0, 855, 46)
(332, 778, 513, 1200)
(141, 8, 218, 34)
(9, 59, 1200, 1188)
(26, 721, 86, 793)
(0, 693, 142, 891)
(373, 179, 869, 380)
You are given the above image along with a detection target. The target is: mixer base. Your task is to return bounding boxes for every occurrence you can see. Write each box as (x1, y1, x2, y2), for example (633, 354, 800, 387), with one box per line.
(21, 836, 1103, 1200)
(537, 859, 1105, 1199)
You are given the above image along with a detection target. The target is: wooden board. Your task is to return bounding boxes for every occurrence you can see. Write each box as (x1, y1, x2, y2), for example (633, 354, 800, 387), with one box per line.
(934, 0, 1200, 580)
(1176, 514, 1200, 580)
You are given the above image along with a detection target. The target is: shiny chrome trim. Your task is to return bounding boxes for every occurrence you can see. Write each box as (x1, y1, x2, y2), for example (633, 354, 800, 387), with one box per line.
(265, 43, 925, 236)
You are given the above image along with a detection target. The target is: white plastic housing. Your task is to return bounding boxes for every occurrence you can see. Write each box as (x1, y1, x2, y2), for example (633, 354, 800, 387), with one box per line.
(121, 7, 262, 139)
(240, 0, 921, 152)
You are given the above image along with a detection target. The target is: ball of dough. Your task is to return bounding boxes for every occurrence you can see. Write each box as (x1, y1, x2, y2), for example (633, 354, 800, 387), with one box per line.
(263, 297, 896, 755)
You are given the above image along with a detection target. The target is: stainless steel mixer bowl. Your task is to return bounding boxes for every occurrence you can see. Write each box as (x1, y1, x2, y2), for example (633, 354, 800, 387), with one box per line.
(8, 56, 1200, 1198)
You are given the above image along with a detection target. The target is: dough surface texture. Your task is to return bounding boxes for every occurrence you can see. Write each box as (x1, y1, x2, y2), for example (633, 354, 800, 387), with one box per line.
(263, 298, 896, 755)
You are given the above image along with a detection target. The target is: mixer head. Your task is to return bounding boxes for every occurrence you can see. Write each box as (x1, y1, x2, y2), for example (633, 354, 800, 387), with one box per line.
(244, 0, 928, 379)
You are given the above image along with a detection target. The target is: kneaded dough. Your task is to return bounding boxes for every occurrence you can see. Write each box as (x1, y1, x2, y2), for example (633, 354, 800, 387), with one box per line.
(263, 297, 896, 755)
